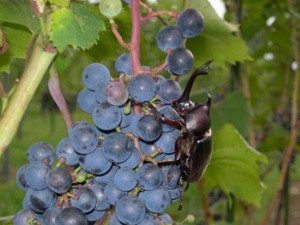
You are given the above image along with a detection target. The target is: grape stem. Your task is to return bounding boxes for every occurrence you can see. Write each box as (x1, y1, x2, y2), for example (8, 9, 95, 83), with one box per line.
(140, 1, 178, 24)
(111, 23, 131, 49)
(111, 0, 173, 77)
(139, 59, 168, 76)
(48, 64, 73, 130)
(130, 0, 142, 76)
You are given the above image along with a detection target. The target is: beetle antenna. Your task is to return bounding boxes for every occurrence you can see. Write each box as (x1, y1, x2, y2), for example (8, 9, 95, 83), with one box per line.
(177, 60, 213, 104)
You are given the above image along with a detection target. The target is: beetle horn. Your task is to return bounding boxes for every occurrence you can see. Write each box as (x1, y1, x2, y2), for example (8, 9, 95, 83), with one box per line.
(204, 92, 211, 112)
(177, 60, 213, 104)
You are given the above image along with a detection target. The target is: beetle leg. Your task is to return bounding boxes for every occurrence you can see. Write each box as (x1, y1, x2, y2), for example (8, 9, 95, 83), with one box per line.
(178, 176, 184, 210)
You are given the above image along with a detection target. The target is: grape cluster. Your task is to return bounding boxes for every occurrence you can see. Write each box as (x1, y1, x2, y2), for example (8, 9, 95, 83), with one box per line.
(14, 7, 205, 225)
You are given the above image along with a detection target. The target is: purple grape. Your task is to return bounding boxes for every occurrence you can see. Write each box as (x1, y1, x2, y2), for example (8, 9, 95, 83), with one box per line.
(167, 48, 194, 76)
(128, 114, 144, 137)
(102, 132, 134, 163)
(79, 147, 112, 175)
(13, 209, 37, 225)
(105, 81, 129, 106)
(158, 105, 180, 131)
(16, 164, 29, 191)
(56, 207, 88, 225)
(176, 8, 205, 38)
(157, 79, 181, 104)
(25, 188, 57, 213)
(118, 147, 141, 169)
(56, 137, 79, 166)
(92, 102, 122, 130)
(89, 182, 110, 210)
(42, 207, 62, 225)
(137, 115, 162, 142)
(156, 25, 184, 52)
(161, 165, 181, 189)
(104, 183, 128, 205)
(95, 80, 110, 103)
(77, 88, 98, 114)
(116, 196, 146, 225)
(94, 165, 119, 184)
(27, 142, 55, 165)
(69, 121, 99, 155)
(137, 163, 163, 190)
(115, 53, 132, 75)
(120, 110, 133, 128)
(113, 167, 137, 191)
(70, 187, 97, 213)
(82, 63, 111, 91)
(168, 187, 181, 202)
(25, 161, 51, 190)
(142, 188, 171, 213)
(46, 167, 72, 194)
(128, 75, 157, 102)
(154, 129, 180, 154)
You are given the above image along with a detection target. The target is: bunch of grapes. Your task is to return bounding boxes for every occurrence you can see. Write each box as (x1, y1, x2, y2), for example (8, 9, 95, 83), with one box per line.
(14, 6, 205, 225)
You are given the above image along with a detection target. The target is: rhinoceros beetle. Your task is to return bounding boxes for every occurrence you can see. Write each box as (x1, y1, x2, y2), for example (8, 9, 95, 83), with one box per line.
(159, 60, 213, 207)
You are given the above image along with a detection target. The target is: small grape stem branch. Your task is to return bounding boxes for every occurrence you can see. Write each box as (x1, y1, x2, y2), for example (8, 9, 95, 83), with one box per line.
(48, 64, 73, 130)
(140, 1, 178, 24)
(0, 35, 57, 158)
(111, 23, 131, 49)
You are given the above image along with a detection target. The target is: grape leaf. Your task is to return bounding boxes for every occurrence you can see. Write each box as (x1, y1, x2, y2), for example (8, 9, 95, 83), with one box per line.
(0, 0, 39, 33)
(49, 3, 105, 53)
(211, 92, 250, 137)
(204, 124, 268, 206)
(0, 23, 32, 73)
(188, 0, 253, 67)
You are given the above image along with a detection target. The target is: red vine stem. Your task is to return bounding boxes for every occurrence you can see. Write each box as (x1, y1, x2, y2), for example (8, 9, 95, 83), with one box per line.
(48, 64, 73, 130)
(260, 0, 300, 223)
(139, 60, 168, 76)
(130, 0, 142, 76)
(111, 1, 175, 76)
(140, 1, 178, 23)
(111, 23, 131, 49)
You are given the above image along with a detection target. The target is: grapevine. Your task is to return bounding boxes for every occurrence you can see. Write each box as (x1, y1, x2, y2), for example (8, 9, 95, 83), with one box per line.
(13, 0, 210, 224)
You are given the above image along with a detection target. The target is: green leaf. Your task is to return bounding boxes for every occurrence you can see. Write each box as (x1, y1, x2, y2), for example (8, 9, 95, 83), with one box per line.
(211, 92, 250, 137)
(187, 0, 253, 67)
(49, 0, 69, 7)
(0, 0, 39, 33)
(204, 124, 268, 206)
(0, 23, 32, 73)
(49, 3, 105, 53)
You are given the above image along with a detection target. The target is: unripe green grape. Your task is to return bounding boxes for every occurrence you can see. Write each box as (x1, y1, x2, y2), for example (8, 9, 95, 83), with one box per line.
(99, 0, 122, 19)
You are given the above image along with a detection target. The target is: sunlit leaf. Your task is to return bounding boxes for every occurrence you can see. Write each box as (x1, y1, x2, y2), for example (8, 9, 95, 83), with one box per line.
(49, 3, 105, 52)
